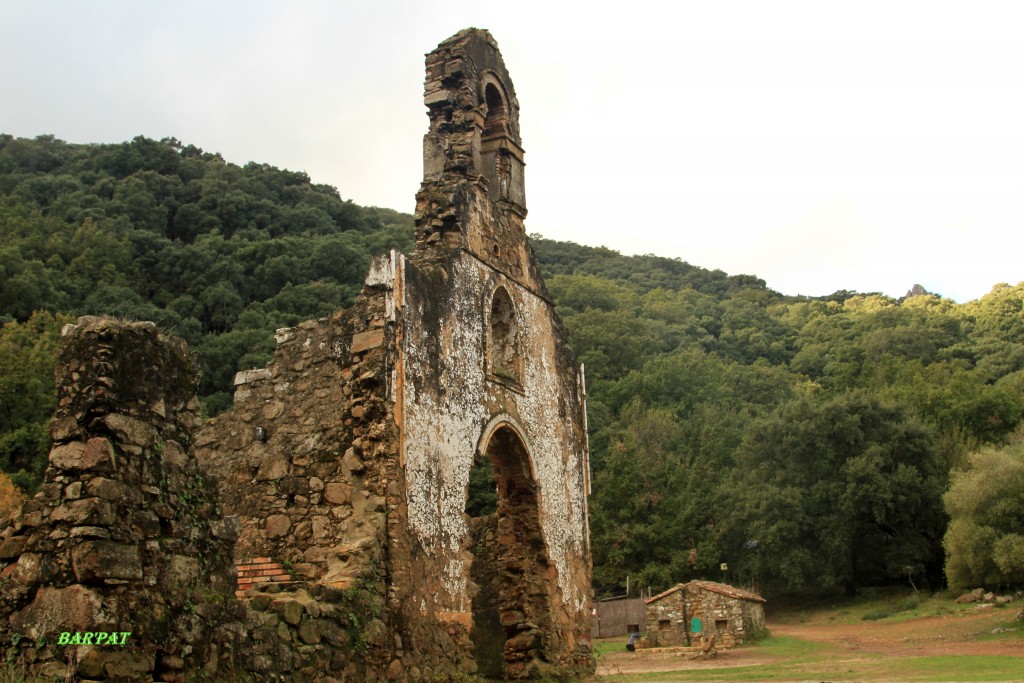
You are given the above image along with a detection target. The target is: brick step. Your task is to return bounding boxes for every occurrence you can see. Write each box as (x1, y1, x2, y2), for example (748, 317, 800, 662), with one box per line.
(237, 565, 286, 573)
(236, 564, 286, 577)
(234, 557, 294, 592)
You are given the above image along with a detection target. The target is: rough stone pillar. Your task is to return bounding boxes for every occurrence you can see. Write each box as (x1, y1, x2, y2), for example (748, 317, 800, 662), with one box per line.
(0, 318, 238, 682)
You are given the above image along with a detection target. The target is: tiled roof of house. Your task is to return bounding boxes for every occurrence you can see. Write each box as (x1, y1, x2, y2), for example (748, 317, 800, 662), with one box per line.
(690, 580, 766, 603)
(644, 583, 686, 604)
(644, 580, 766, 605)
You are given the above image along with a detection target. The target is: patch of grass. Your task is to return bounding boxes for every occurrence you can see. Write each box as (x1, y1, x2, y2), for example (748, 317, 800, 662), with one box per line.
(598, 653, 1024, 682)
(0, 661, 27, 683)
(771, 588, 975, 625)
(862, 597, 919, 621)
(751, 635, 828, 658)
(592, 635, 630, 657)
(978, 620, 1024, 642)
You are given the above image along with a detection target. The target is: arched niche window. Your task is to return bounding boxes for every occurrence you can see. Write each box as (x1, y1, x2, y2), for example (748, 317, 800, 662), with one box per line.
(480, 81, 512, 202)
(483, 82, 507, 138)
(487, 286, 523, 387)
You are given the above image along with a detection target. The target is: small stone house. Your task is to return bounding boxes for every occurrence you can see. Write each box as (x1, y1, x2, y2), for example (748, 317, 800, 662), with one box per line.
(643, 580, 766, 649)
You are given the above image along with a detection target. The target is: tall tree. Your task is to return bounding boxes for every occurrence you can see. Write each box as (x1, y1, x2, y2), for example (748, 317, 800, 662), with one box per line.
(719, 392, 947, 592)
(943, 441, 1024, 589)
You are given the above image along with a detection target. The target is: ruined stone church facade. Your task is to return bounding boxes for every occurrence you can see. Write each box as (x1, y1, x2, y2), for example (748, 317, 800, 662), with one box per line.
(1, 29, 594, 681)
(200, 26, 594, 679)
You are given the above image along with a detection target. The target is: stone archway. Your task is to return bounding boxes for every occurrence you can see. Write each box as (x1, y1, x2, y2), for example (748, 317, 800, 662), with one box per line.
(465, 423, 555, 680)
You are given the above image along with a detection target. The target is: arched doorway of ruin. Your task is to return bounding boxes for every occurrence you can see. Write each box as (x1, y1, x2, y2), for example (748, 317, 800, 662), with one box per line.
(465, 421, 554, 680)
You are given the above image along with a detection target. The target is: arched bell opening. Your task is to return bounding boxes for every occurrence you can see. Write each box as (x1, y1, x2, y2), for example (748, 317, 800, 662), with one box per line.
(465, 424, 554, 680)
(480, 80, 513, 203)
(483, 82, 508, 138)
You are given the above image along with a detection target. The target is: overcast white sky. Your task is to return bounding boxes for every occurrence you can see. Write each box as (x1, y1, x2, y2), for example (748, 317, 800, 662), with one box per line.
(2, 0, 1022, 302)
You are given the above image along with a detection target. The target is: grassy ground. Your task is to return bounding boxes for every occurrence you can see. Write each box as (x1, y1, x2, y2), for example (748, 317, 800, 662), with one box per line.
(593, 589, 1024, 682)
(767, 586, 980, 624)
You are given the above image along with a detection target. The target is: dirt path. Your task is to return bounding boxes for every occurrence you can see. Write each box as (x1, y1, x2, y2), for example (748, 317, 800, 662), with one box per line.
(596, 643, 780, 677)
(595, 608, 1023, 678)
(771, 608, 1022, 657)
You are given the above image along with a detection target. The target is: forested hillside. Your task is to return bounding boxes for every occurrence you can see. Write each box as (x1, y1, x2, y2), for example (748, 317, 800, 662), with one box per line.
(2, 134, 1023, 596)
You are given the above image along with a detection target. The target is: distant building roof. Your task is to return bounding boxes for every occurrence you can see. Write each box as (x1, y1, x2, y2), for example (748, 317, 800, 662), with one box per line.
(645, 580, 766, 605)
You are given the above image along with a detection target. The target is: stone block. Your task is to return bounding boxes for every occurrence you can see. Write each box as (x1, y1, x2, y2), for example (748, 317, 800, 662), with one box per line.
(101, 652, 156, 678)
(85, 477, 130, 502)
(132, 510, 162, 537)
(72, 541, 142, 582)
(166, 555, 201, 589)
(255, 451, 289, 481)
(351, 329, 385, 353)
(51, 498, 116, 526)
(65, 481, 83, 499)
(0, 535, 27, 559)
(342, 448, 365, 474)
(324, 483, 352, 505)
(51, 438, 114, 471)
(103, 414, 159, 449)
(6, 552, 41, 587)
(272, 599, 304, 626)
(211, 516, 241, 540)
(161, 440, 189, 468)
(10, 584, 103, 638)
(298, 617, 322, 644)
(266, 514, 291, 538)
(234, 368, 272, 385)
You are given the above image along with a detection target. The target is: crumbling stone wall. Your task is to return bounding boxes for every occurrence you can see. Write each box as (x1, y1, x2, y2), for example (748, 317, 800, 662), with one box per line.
(196, 273, 396, 592)
(0, 318, 240, 682)
(1, 27, 594, 683)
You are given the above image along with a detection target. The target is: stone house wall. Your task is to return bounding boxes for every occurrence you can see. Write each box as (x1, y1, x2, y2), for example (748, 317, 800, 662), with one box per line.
(643, 581, 766, 649)
(645, 590, 689, 647)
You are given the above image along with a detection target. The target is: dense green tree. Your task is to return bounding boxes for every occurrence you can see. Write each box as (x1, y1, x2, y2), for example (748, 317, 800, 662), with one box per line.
(3, 133, 1024, 595)
(0, 312, 70, 490)
(719, 392, 947, 592)
(943, 441, 1024, 589)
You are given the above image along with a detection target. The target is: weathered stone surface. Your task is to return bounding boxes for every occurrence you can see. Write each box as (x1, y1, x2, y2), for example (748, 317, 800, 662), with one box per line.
(51, 437, 116, 471)
(235, 368, 272, 385)
(351, 329, 385, 353)
(266, 514, 292, 538)
(273, 599, 304, 626)
(104, 413, 159, 448)
(0, 534, 27, 559)
(72, 540, 142, 582)
(85, 476, 130, 501)
(255, 451, 290, 481)
(165, 554, 201, 589)
(162, 439, 189, 468)
(4, 552, 41, 587)
(324, 482, 353, 505)
(386, 658, 404, 680)
(100, 651, 156, 678)
(298, 618, 322, 644)
(10, 585, 103, 638)
(51, 498, 116, 526)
